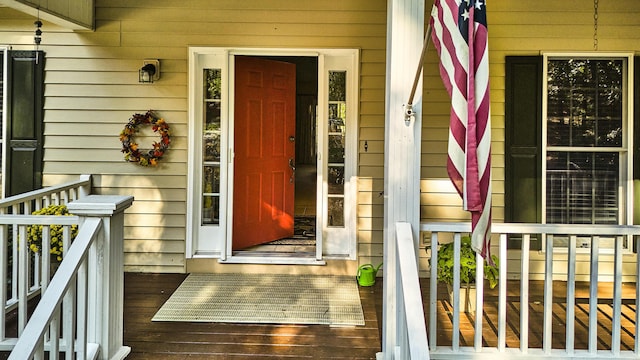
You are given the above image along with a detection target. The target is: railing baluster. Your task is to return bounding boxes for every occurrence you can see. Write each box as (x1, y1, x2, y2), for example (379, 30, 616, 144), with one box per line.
(472, 248, 484, 352)
(429, 232, 438, 350)
(77, 259, 88, 360)
(611, 235, 623, 356)
(589, 236, 599, 354)
(543, 234, 553, 354)
(474, 249, 483, 352)
(42, 226, 51, 292)
(498, 233, 507, 352)
(0, 223, 6, 341)
(34, 339, 44, 360)
(452, 233, 461, 351)
(18, 225, 28, 335)
(64, 275, 76, 360)
(61, 191, 69, 205)
(520, 233, 530, 354)
(566, 235, 576, 355)
(12, 205, 19, 304)
(50, 307, 60, 360)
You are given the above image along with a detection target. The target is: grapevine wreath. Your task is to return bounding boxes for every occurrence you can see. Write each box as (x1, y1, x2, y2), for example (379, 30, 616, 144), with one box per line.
(120, 111, 171, 166)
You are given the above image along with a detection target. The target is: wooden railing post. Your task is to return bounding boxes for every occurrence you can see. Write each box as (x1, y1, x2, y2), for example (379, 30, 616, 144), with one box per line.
(68, 195, 134, 360)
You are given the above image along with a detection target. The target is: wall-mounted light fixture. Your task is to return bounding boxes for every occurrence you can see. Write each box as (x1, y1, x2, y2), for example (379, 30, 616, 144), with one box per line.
(139, 59, 160, 83)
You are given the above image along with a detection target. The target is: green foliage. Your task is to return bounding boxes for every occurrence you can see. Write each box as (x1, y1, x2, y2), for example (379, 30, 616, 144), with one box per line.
(430, 236, 499, 289)
(27, 205, 78, 262)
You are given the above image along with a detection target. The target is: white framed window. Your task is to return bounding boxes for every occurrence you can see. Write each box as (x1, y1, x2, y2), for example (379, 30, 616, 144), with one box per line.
(542, 53, 634, 253)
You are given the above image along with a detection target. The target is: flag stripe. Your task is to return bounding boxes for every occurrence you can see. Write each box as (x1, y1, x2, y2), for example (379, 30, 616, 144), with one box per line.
(431, 0, 492, 260)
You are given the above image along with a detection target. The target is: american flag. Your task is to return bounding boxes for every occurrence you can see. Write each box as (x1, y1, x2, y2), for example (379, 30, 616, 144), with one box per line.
(430, 0, 492, 260)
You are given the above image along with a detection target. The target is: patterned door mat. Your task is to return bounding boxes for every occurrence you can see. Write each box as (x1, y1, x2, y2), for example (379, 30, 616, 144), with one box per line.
(269, 216, 316, 245)
(152, 273, 365, 326)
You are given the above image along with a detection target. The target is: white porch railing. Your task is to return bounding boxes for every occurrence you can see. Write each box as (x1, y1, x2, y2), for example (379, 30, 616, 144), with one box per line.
(422, 222, 640, 359)
(7, 216, 103, 359)
(0, 174, 91, 311)
(0, 176, 132, 359)
(391, 222, 429, 360)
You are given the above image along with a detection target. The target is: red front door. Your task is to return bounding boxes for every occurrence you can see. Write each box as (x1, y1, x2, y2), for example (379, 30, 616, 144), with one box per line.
(232, 56, 296, 250)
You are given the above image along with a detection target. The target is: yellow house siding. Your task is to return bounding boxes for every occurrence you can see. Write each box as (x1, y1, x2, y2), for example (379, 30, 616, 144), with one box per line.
(5, 0, 638, 277)
(0, 0, 387, 273)
(419, 0, 640, 279)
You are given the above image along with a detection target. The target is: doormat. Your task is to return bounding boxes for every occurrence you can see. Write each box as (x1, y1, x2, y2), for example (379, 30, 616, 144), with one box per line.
(269, 216, 316, 245)
(152, 273, 365, 326)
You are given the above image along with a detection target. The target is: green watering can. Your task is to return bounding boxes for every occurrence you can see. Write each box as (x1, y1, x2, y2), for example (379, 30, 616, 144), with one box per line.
(357, 263, 383, 286)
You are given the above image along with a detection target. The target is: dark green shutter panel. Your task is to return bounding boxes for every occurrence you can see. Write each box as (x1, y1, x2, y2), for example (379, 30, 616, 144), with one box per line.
(505, 56, 542, 250)
(5, 51, 44, 197)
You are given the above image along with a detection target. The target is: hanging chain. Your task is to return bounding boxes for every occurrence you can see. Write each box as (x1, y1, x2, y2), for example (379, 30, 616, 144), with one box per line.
(593, 0, 599, 51)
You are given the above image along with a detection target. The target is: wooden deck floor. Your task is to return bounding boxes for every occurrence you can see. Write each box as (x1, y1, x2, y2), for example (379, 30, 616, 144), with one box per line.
(123, 274, 639, 358)
(423, 279, 638, 352)
(123, 273, 383, 359)
(2, 273, 635, 358)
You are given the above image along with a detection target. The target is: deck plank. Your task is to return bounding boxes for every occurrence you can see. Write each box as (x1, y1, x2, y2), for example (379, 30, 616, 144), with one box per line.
(1, 273, 636, 358)
(123, 273, 382, 359)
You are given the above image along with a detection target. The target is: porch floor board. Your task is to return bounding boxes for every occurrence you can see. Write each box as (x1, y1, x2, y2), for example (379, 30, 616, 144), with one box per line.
(123, 274, 637, 358)
(424, 279, 638, 352)
(123, 273, 383, 359)
(2, 274, 634, 358)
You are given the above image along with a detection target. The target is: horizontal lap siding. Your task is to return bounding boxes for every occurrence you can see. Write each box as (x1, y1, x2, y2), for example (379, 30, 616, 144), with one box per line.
(5, 0, 638, 277)
(0, 1, 387, 273)
(419, 0, 640, 279)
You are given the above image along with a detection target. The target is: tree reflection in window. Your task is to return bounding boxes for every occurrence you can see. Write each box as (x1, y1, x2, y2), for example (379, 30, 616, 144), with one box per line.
(547, 59, 622, 147)
(545, 58, 625, 227)
(327, 71, 346, 227)
(202, 69, 222, 225)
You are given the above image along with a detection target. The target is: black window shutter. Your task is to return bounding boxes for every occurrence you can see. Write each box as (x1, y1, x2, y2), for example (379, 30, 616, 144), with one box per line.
(505, 56, 543, 250)
(5, 50, 44, 197)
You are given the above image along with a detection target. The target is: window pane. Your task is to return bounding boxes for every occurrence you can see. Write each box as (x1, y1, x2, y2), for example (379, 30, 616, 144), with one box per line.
(204, 102, 221, 162)
(328, 103, 346, 132)
(202, 166, 220, 225)
(203, 166, 220, 193)
(328, 197, 344, 226)
(547, 59, 623, 147)
(329, 71, 346, 101)
(546, 151, 618, 224)
(202, 196, 220, 225)
(328, 135, 345, 163)
(328, 166, 344, 194)
(204, 69, 222, 100)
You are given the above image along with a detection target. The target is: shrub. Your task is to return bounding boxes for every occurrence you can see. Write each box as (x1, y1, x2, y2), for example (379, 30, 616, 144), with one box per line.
(430, 235, 499, 289)
(27, 205, 78, 262)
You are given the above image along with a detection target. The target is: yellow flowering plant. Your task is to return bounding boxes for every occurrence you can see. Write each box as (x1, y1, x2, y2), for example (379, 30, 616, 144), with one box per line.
(27, 205, 78, 262)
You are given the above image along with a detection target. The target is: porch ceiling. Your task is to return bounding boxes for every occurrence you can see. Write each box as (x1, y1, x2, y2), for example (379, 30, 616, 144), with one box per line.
(0, 0, 93, 30)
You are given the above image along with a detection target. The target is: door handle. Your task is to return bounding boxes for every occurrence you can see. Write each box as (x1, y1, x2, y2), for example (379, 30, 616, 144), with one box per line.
(289, 158, 295, 183)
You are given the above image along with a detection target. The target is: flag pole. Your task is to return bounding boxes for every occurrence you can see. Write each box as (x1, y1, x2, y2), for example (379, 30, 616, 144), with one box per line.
(405, 22, 433, 122)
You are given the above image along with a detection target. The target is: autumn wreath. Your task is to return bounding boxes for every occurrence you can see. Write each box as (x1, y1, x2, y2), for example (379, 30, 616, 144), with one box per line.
(120, 111, 171, 166)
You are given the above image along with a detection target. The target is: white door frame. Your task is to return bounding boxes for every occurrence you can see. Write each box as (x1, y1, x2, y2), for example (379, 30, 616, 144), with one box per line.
(186, 47, 359, 264)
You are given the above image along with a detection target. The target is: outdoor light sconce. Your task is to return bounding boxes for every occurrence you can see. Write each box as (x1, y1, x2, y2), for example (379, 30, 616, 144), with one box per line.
(139, 59, 160, 83)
